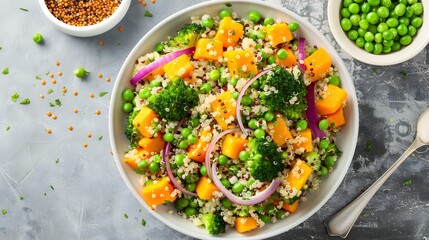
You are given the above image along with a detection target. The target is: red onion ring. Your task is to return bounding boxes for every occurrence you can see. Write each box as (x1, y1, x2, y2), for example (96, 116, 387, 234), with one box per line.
(305, 83, 326, 139)
(211, 162, 281, 205)
(298, 38, 306, 72)
(130, 47, 195, 85)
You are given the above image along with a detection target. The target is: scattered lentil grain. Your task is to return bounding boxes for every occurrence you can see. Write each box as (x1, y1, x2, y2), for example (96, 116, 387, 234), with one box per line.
(68, 125, 73, 131)
(49, 73, 54, 78)
(52, 115, 57, 120)
(95, 110, 101, 115)
(55, 61, 60, 66)
(83, 143, 88, 148)
(41, 80, 46, 85)
(142, 1, 147, 6)
(62, 87, 67, 93)
(46, 111, 52, 117)
(73, 108, 78, 113)
(87, 133, 92, 138)
(151, 0, 155, 3)
(58, 71, 62, 76)
(99, 40, 105, 45)
(118, 26, 123, 32)
(89, 93, 94, 98)
(51, 79, 57, 84)
(73, 91, 78, 96)
(40, 94, 45, 99)
(106, 77, 111, 82)
(98, 73, 103, 78)
(46, 129, 52, 134)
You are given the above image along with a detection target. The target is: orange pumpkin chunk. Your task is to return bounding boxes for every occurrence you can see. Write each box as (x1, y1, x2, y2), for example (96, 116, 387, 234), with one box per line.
(223, 50, 258, 78)
(193, 38, 223, 61)
(124, 148, 147, 169)
(275, 48, 297, 68)
(145, 66, 165, 81)
(141, 177, 176, 208)
(133, 107, 159, 138)
(163, 54, 194, 80)
(214, 16, 244, 47)
(267, 114, 293, 146)
(210, 91, 236, 130)
(221, 133, 248, 159)
(286, 159, 313, 193)
(282, 200, 299, 213)
(315, 84, 348, 115)
(187, 127, 212, 163)
(292, 128, 313, 152)
(325, 107, 346, 128)
(138, 133, 165, 153)
(265, 23, 293, 46)
(235, 217, 258, 233)
(304, 48, 332, 82)
(196, 176, 219, 200)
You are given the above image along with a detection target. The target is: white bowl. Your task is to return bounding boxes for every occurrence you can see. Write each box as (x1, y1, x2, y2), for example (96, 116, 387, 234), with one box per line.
(38, 0, 131, 37)
(328, 0, 429, 66)
(109, 1, 359, 239)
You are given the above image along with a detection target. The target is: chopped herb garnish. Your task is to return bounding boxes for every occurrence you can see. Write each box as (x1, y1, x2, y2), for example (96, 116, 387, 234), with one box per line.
(35, 75, 42, 80)
(49, 102, 55, 107)
(55, 99, 62, 107)
(0, 46, 2, 50)
(362, 212, 369, 217)
(139, 209, 142, 213)
(365, 141, 372, 152)
(1, 209, 7, 215)
(6, 126, 10, 131)
(99, 92, 108, 97)
(403, 180, 412, 186)
(141, 218, 146, 226)
(44, 192, 47, 196)
(20, 98, 31, 105)
(50, 185, 55, 190)
(47, 89, 53, 94)
(124, 213, 129, 219)
(19, 196, 24, 200)
(11, 92, 19, 102)
(2, 67, 9, 75)
(400, 70, 408, 80)
(45, 71, 50, 76)
(55, 158, 60, 164)
(98, 136, 103, 140)
(144, 10, 153, 17)
(225, 2, 232, 7)
(20, 7, 29, 11)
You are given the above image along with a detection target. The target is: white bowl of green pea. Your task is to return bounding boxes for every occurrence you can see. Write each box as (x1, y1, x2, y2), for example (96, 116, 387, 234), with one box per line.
(328, 0, 429, 65)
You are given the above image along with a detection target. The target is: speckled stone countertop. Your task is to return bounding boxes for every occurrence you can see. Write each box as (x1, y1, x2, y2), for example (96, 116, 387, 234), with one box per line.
(1, 0, 428, 239)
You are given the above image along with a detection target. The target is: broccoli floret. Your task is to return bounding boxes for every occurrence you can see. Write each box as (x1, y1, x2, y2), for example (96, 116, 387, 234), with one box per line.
(167, 23, 205, 48)
(125, 110, 141, 148)
(260, 66, 307, 120)
(202, 212, 226, 235)
(247, 138, 284, 182)
(147, 79, 199, 121)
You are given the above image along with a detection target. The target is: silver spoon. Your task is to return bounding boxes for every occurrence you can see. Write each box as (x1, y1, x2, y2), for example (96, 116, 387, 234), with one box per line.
(324, 108, 429, 238)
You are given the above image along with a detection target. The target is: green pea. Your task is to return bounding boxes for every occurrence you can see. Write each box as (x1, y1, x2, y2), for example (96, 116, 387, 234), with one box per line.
(175, 154, 185, 166)
(319, 139, 330, 149)
(209, 69, 220, 81)
(201, 18, 214, 28)
(366, 12, 379, 25)
(256, 30, 266, 40)
(382, 45, 392, 53)
(398, 17, 410, 27)
(374, 33, 383, 43)
(318, 119, 329, 130)
(185, 183, 196, 192)
(265, 204, 276, 215)
(149, 162, 160, 173)
(377, 23, 389, 33)
(184, 207, 197, 217)
(377, 6, 390, 18)
(328, 75, 341, 86)
(368, 24, 378, 34)
(221, 198, 232, 208)
(399, 35, 412, 46)
(373, 43, 383, 54)
(356, 37, 365, 47)
(177, 198, 189, 210)
(232, 182, 244, 193)
(33, 32, 43, 43)
(219, 9, 232, 19)
(348, 30, 359, 40)
(276, 209, 286, 219)
(411, 3, 423, 16)
(341, 8, 352, 18)
(267, 55, 276, 65)
(125, 101, 138, 114)
(386, 17, 399, 27)
(189, 199, 199, 208)
(289, 22, 299, 32)
(262, 112, 274, 122)
(181, 128, 191, 138)
(155, 43, 164, 53)
(319, 166, 328, 176)
(381, 0, 392, 7)
(383, 39, 394, 47)
(218, 155, 229, 165)
(187, 134, 198, 144)
(324, 155, 336, 167)
(276, 49, 288, 60)
(221, 178, 230, 188)
(365, 42, 375, 52)
(359, 19, 369, 29)
(343, 0, 353, 7)
(358, 28, 367, 37)
(248, 119, 258, 130)
(153, 154, 161, 163)
(394, 3, 406, 17)
(260, 215, 272, 223)
(163, 133, 174, 142)
(364, 31, 375, 42)
(241, 96, 252, 106)
(397, 24, 408, 36)
(408, 0, 418, 4)
(139, 88, 151, 99)
(248, 10, 261, 23)
(389, 27, 398, 37)
(200, 165, 208, 176)
(348, 3, 360, 14)
(74, 67, 90, 78)
(254, 128, 265, 139)
(405, 6, 414, 18)
(200, 83, 212, 93)
(149, 79, 161, 88)
(229, 165, 239, 175)
(340, 18, 353, 31)
(408, 25, 417, 37)
(178, 140, 188, 149)
(138, 160, 148, 169)
(361, 3, 371, 13)
(189, 117, 200, 127)
(350, 14, 361, 26)
(146, 179, 154, 186)
(232, 92, 239, 100)
(411, 17, 423, 28)
(382, 30, 394, 40)
(264, 17, 275, 26)
(296, 119, 308, 131)
(239, 151, 250, 161)
(229, 78, 238, 86)
(391, 41, 402, 51)
(367, 0, 380, 7)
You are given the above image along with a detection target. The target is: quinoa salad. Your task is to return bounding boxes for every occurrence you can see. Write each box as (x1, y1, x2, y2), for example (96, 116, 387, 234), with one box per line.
(121, 8, 348, 235)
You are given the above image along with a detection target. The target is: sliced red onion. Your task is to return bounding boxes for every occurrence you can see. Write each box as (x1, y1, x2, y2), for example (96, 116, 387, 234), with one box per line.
(204, 128, 238, 179)
(162, 119, 198, 197)
(211, 162, 281, 205)
(298, 38, 306, 72)
(130, 47, 195, 85)
(305, 83, 326, 139)
(236, 68, 272, 134)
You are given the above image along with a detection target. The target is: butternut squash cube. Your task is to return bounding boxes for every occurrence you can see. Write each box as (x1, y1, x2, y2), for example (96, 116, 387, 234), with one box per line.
(275, 48, 297, 68)
(132, 107, 159, 138)
(235, 217, 258, 233)
(187, 127, 212, 163)
(163, 54, 194, 80)
(193, 38, 223, 61)
(223, 50, 258, 78)
(142, 177, 176, 209)
(267, 114, 293, 146)
(282, 200, 299, 213)
(138, 133, 165, 154)
(210, 91, 236, 130)
(265, 23, 293, 46)
(221, 133, 248, 159)
(214, 17, 244, 48)
(304, 48, 332, 82)
(315, 84, 348, 115)
(124, 148, 147, 170)
(196, 176, 219, 200)
(292, 128, 313, 152)
(145, 66, 165, 81)
(286, 159, 313, 193)
(325, 107, 346, 128)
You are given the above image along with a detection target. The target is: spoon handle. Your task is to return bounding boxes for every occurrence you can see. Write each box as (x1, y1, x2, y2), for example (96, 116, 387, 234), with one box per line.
(324, 138, 425, 238)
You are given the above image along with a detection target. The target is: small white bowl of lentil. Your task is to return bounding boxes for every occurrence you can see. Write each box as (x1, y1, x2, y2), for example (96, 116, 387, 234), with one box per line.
(39, 0, 131, 37)
(328, 0, 429, 66)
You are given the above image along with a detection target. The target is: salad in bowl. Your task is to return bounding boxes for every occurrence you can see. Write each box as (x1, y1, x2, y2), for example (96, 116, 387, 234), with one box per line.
(109, 1, 358, 239)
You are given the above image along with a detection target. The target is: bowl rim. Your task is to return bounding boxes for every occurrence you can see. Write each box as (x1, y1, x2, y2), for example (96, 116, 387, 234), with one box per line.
(38, 0, 131, 36)
(109, 0, 359, 239)
(327, 0, 429, 66)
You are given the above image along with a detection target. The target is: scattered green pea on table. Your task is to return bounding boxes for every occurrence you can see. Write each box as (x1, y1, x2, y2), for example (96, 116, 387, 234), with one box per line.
(340, 0, 424, 54)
